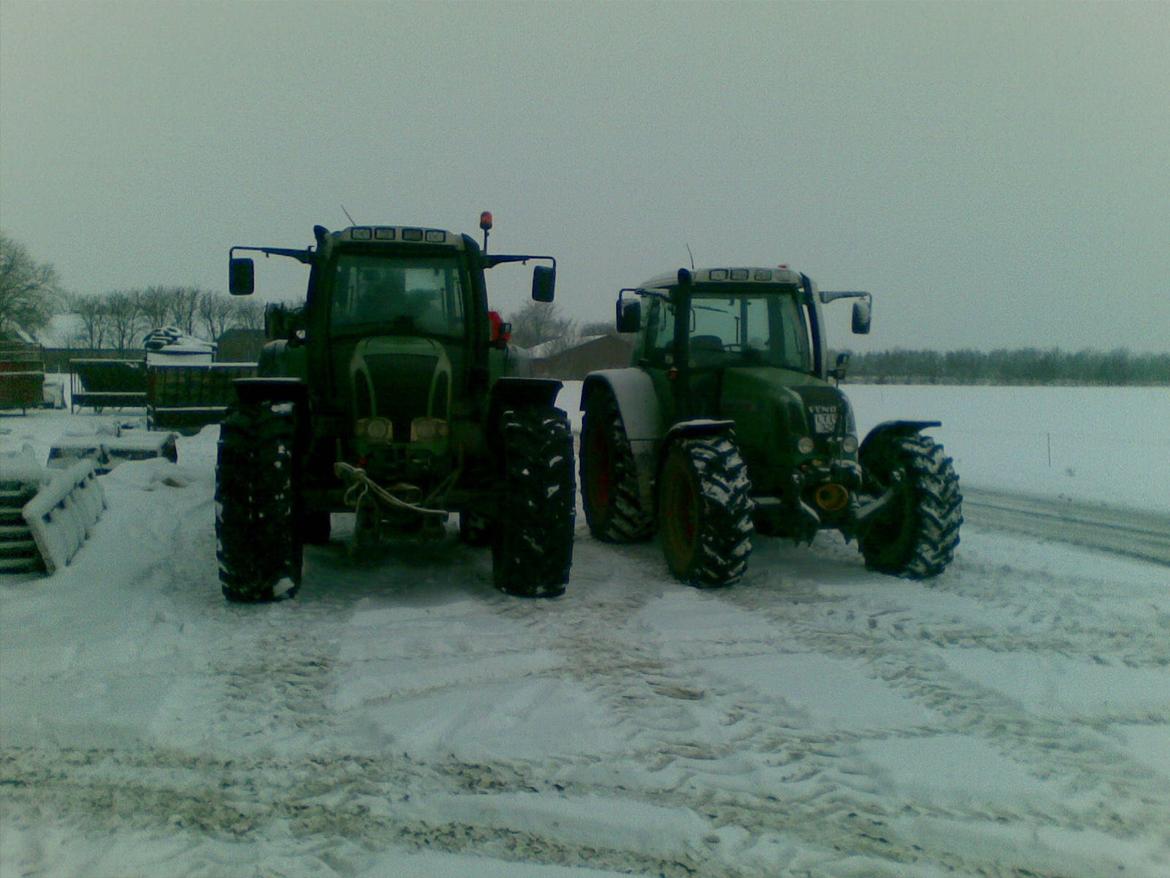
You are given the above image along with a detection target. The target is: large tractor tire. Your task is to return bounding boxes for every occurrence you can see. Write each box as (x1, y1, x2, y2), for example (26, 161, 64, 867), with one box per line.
(492, 406, 576, 597)
(657, 434, 754, 587)
(858, 432, 963, 579)
(215, 402, 303, 602)
(302, 511, 332, 545)
(580, 390, 653, 542)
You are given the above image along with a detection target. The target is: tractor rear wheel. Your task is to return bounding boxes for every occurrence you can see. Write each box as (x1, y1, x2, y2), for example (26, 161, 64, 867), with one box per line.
(492, 406, 576, 597)
(215, 402, 303, 602)
(580, 390, 653, 542)
(858, 432, 963, 578)
(657, 434, 754, 587)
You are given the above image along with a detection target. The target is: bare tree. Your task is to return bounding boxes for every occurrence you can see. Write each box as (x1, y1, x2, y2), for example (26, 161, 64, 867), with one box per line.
(506, 300, 577, 353)
(68, 293, 110, 350)
(197, 290, 235, 342)
(136, 286, 174, 331)
(0, 231, 61, 335)
(229, 298, 266, 331)
(103, 290, 144, 353)
(168, 286, 202, 335)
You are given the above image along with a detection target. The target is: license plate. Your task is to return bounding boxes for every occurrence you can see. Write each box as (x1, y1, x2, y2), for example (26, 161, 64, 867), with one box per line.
(813, 411, 838, 433)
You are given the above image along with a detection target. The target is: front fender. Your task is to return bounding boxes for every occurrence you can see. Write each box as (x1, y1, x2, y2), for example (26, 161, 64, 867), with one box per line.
(859, 420, 941, 459)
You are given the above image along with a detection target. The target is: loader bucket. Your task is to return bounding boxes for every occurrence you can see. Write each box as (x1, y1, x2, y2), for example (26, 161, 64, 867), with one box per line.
(0, 446, 106, 575)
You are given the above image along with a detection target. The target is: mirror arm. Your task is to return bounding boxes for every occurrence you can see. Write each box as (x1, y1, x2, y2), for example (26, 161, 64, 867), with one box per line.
(230, 245, 316, 265)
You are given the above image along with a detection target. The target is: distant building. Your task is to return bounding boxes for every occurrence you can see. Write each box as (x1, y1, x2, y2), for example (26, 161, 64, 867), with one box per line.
(532, 334, 634, 380)
(215, 328, 266, 364)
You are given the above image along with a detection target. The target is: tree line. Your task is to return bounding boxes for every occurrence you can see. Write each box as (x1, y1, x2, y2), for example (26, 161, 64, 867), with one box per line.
(66, 286, 266, 353)
(1, 231, 273, 352)
(841, 347, 1170, 386)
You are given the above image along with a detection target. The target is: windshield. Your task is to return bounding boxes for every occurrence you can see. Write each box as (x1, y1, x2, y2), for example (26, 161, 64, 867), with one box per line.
(689, 290, 812, 371)
(329, 253, 466, 338)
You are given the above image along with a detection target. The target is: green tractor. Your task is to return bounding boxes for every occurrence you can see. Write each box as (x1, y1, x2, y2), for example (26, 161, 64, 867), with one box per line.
(215, 214, 575, 602)
(580, 266, 962, 586)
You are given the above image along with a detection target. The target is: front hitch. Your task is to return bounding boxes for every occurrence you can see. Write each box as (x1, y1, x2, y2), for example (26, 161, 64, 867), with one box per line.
(843, 469, 904, 538)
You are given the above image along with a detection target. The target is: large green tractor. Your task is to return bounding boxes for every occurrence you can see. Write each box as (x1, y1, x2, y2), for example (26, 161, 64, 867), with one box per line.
(580, 266, 962, 586)
(215, 214, 575, 602)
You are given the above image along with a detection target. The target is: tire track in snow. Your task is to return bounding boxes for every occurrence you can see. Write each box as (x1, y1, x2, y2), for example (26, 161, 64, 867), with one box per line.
(712, 552, 1170, 860)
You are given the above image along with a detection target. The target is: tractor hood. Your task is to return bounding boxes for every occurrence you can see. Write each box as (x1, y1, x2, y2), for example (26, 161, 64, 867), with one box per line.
(349, 336, 453, 444)
(719, 368, 857, 443)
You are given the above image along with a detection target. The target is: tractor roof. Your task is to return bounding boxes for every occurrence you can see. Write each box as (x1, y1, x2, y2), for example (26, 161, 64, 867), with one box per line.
(332, 225, 468, 248)
(638, 266, 804, 292)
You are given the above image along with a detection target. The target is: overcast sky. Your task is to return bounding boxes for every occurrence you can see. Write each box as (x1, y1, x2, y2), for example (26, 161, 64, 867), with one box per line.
(2, 1, 1167, 353)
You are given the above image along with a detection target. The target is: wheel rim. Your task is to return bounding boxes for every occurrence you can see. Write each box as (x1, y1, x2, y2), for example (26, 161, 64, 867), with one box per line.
(660, 456, 699, 574)
(586, 422, 613, 513)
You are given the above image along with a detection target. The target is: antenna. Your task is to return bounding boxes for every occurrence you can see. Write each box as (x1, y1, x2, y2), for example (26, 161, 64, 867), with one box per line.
(685, 243, 696, 271)
(341, 204, 357, 225)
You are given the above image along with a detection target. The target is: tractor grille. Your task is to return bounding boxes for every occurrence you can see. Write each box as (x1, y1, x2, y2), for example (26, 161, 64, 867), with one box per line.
(796, 387, 843, 435)
(364, 353, 438, 440)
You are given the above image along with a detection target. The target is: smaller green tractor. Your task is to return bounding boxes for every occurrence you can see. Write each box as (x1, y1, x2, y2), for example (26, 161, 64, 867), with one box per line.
(580, 266, 962, 586)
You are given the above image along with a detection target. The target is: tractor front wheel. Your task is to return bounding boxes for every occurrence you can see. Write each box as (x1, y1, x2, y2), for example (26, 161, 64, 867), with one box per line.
(492, 406, 576, 597)
(657, 434, 754, 587)
(215, 402, 303, 602)
(858, 432, 963, 578)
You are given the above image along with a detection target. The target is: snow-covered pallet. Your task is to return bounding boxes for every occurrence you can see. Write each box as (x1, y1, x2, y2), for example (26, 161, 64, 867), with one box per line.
(47, 430, 178, 474)
(0, 447, 106, 575)
(21, 461, 106, 574)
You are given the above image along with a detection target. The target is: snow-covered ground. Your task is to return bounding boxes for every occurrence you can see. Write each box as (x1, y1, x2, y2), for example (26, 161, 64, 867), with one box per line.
(1, 382, 1168, 877)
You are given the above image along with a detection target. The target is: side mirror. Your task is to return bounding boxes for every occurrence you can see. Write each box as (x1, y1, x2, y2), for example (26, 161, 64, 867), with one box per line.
(229, 257, 255, 296)
(531, 265, 555, 302)
(616, 298, 641, 333)
(851, 299, 871, 334)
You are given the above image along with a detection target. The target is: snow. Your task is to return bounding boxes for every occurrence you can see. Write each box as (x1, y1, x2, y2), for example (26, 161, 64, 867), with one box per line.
(1, 380, 1169, 877)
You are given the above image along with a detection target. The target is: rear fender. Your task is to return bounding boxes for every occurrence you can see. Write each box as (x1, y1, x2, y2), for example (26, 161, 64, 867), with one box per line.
(581, 369, 664, 513)
(859, 420, 941, 459)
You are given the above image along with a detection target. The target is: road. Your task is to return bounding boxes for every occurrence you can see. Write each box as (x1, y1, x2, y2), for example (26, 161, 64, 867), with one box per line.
(963, 486, 1170, 567)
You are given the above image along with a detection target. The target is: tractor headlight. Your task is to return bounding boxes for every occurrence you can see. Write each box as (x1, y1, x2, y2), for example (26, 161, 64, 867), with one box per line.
(842, 435, 859, 454)
(356, 417, 393, 442)
(797, 436, 815, 454)
(410, 417, 449, 442)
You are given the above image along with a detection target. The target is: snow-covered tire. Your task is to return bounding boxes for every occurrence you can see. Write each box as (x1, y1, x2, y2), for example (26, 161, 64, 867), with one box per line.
(492, 406, 576, 597)
(858, 432, 963, 578)
(215, 402, 302, 602)
(657, 434, 754, 587)
(580, 390, 653, 542)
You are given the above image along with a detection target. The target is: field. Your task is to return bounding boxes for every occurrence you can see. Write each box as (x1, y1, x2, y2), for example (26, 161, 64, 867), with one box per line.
(1, 382, 1168, 877)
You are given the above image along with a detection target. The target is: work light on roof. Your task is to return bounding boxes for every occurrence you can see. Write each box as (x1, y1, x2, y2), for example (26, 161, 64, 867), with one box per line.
(351, 227, 372, 240)
(754, 269, 772, 281)
(402, 228, 423, 242)
(710, 269, 728, 280)
(425, 230, 446, 243)
(374, 227, 395, 241)
(730, 269, 749, 281)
